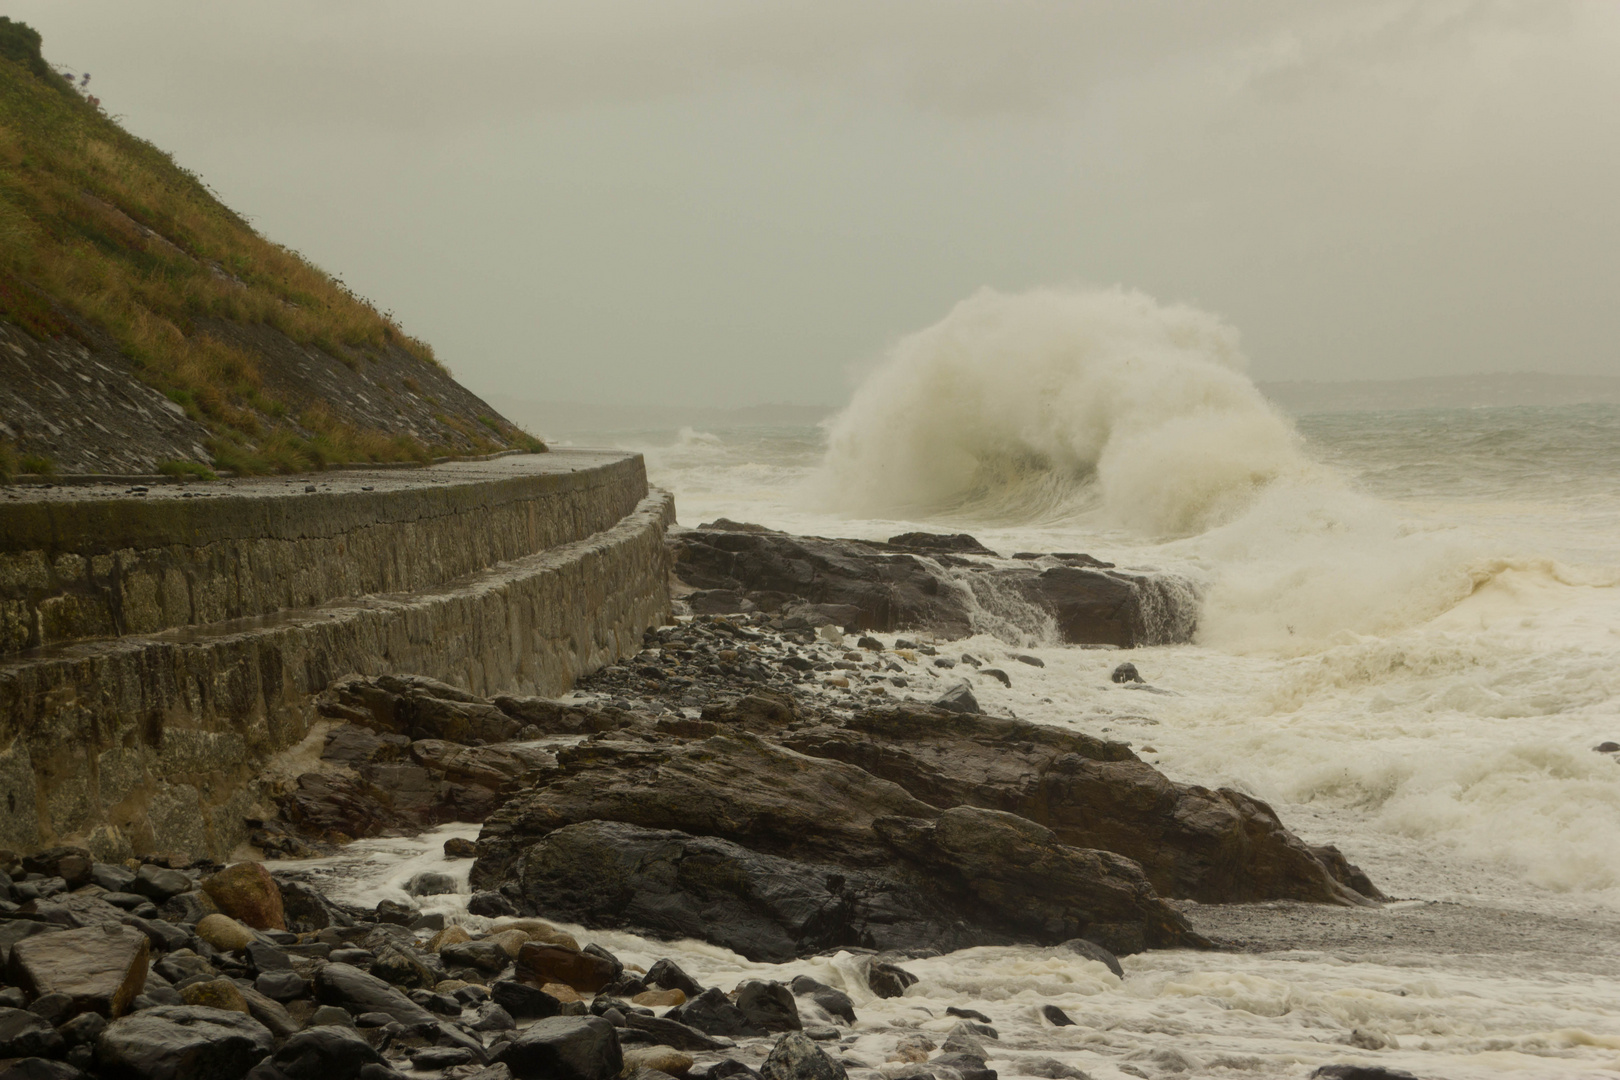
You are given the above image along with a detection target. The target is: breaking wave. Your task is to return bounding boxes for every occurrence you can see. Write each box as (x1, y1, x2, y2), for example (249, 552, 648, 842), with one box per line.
(815, 286, 1311, 537)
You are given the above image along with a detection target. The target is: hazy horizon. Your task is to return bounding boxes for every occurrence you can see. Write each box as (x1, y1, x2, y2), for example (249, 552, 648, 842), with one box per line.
(13, 1, 1619, 408)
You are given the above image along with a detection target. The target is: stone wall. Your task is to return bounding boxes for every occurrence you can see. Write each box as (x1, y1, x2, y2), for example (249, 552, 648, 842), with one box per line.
(0, 458, 674, 861)
(0, 454, 648, 653)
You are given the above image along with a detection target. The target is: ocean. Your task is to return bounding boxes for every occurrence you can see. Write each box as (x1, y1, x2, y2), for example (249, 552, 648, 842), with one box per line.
(298, 290, 1620, 1077)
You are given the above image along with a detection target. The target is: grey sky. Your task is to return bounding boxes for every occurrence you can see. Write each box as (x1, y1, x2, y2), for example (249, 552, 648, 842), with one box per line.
(13, 1, 1619, 407)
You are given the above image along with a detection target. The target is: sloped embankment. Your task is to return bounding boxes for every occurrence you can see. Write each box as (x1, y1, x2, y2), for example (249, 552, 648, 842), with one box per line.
(0, 19, 536, 475)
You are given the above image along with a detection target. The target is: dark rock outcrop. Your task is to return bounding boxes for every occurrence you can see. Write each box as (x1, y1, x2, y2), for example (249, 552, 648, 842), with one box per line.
(783, 706, 1379, 906)
(669, 527, 1196, 646)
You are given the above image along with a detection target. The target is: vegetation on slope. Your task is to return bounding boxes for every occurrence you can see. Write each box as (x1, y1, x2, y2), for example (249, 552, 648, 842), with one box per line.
(0, 19, 541, 473)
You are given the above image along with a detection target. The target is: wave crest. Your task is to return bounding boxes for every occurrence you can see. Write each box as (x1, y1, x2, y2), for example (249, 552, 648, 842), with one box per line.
(816, 286, 1307, 537)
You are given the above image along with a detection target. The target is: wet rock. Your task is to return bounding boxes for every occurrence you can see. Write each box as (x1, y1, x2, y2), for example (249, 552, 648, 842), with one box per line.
(1013, 1059, 1090, 1080)
(1593, 741, 1619, 753)
(506, 820, 987, 962)
(178, 979, 248, 1014)
(269, 1026, 382, 1080)
(21, 849, 93, 890)
(759, 1031, 846, 1080)
(157, 891, 217, 926)
(194, 914, 256, 952)
(151, 952, 214, 987)
(623, 1046, 695, 1076)
(276, 881, 352, 934)
(312, 964, 436, 1026)
(1039, 1004, 1074, 1026)
(493, 1015, 622, 1080)
(7, 924, 149, 1018)
(784, 705, 1378, 906)
(788, 977, 855, 1025)
(490, 980, 561, 1020)
(645, 959, 701, 997)
(1309, 1068, 1420, 1080)
(1059, 939, 1123, 978)
(671, 988, 763, 1039)
(471, 732, 939, 890)
(865, 962, 916, 1000)
(631, 989, 686, 1008)
(369, 944, 438, 989)
(931, 1053, 996, 1080)
(24, 993, 73, 1026)
(467, 1002, 515, 1032)
(980, 669, 1011, 688)
(1110, 663, 1143, 685)
(514, 943, 616, 993)
(875, 806, 1202, 954)
(412, 1047, 475, 1069)
(0, 1060, 89, 1080)
(735, 981, 800, 1033)
(444, 837, 480, 858)
(704, 1061, 766, 1080)
(0, 1007, 65, 1058)
(130, 867, 193, 904)
(200, 864, 286, 931)
(1014, 655, 1045, 668)
(308, 1005, 355, 1027)
(95, 1005, 274, 1080)
(468, 892, 516, 918)
(933, 684, 979, 715)
(619, 1012, 734, 1052)
(440, 940, 510, 973)
(57, 1011, 106, 1048)
(940, 1023, 990, 1059)
(237, 987, 298, 1039)
(0, 921, 60, 967)
(946, 1007, 991, 1024)
(254, 971, 309, 1002)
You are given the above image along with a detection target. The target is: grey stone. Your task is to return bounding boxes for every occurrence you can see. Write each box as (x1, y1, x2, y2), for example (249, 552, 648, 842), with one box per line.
(1039, 1004, 1074, 1026)
(130, 867, 193, 903)
(672, 988, 763, 1039)
(312, 964, 435, 1027)
(255, 972, 309, 1002)
(494, 1015, 622, 1080)
(619, 1011, 735, 1051)
(405, 872, 457, 897)
(7, 924, 149, 1018)
(490, 980, 560, 1020)
(269, 1026, 382, 1080)
(95, 1005, 274, 1080)
(467, 1002, 515, 1031)
(644, 958, 700, 996)
(759, 1031, 847, 1080)
(0, 1007, 65, 1058)
(933, 683, 979, 715)
(309, 1006, 355, 1028)
(1058, 939, 1123, 979)
(736, 981, 800, 1033)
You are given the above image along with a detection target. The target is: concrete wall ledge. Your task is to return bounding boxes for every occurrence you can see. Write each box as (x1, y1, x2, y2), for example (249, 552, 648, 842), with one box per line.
(0, 482, 675, 862)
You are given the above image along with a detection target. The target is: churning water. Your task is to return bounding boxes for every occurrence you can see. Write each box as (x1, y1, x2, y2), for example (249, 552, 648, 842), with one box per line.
(354, 289, 1620, 1076)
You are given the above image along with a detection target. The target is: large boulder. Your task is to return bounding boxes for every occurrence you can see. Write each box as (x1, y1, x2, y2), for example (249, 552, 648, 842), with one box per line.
(7, 924, 148, 1018)
(94, 1005, 273, 1080)
(759, 1031, 847, 1080)
(200, 864, 285, 931)
(311, 963, 436, 1026)
(268, 1026, 382, 1080)
(785, 705, 1380, 905)
(493, 1015, 621, 1080)
(502, 817, 1199, 960)
(470, 732, 939, 889)
(514, 943, 616, 994)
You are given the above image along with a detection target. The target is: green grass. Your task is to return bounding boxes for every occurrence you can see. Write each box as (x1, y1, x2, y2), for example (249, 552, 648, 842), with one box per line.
(18, 454, 53, 475)
(155, 459, 216, 480)
(0, 21, 541, 474)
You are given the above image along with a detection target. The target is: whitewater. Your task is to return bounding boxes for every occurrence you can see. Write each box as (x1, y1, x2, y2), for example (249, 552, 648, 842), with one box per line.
(316, 288, 1620, 1077)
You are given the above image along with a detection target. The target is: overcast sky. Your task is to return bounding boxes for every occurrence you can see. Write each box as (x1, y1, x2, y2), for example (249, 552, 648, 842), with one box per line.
(14, 1, 1620, 407)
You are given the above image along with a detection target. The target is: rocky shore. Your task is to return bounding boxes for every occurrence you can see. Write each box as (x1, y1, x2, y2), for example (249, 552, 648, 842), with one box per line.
(0, 530, 1392, 1080)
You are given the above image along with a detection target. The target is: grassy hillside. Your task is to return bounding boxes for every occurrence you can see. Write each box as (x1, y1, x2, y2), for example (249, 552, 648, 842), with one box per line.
(0, 19, 540, 475)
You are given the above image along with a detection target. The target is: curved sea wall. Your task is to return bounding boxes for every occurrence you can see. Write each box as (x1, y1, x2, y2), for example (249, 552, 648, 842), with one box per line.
(0, 451, 674, 861)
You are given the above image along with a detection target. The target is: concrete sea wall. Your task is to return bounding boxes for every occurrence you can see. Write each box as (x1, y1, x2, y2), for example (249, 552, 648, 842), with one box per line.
(0, 452, 674, 861)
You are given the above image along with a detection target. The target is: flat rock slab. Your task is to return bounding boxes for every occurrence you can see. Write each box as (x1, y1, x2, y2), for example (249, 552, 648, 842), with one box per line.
(7, 924, 148, 1018)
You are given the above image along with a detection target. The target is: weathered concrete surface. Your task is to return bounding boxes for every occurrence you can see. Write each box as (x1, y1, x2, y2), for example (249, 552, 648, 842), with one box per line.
(0, 453, 674, 860)
(0, 451, 646, 653)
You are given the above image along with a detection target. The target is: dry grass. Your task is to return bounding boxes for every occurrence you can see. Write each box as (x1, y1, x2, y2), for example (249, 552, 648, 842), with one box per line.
(0, 30, 536, 473)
